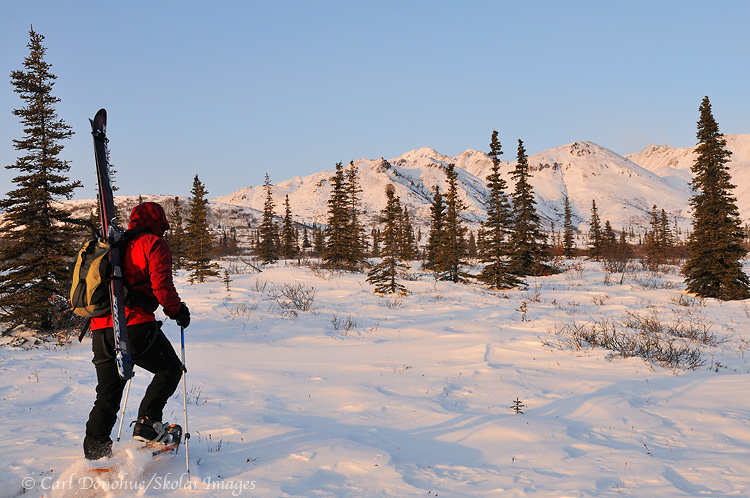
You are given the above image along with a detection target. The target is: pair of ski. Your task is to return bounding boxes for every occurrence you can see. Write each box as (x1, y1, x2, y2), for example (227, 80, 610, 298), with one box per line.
(90, 109, 190, 478)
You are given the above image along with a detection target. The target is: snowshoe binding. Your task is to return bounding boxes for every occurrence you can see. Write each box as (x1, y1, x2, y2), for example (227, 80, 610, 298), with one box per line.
(131, 417, 182, 455)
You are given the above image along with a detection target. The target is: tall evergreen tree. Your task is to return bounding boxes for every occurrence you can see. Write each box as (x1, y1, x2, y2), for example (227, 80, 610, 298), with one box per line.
(467, 231, 478, 259)
(0, 28, 82, 331)
(324, 162, 362, 269)
(257, 173, 278, 262)
(370, 227, 381, 257)
(508, 140, 549, 276)
(562, 195, 576, 258)
(658, 209, 674, 252)
(588, 199, 604, 260)
(301, 226, 312, 257)
(166, 196, 186, 273)
(399, 206, 419, 261)
(645, 204, 664, 268)
(345, 162, 366, 264)
(603, 220, 617, 253)
(312, 224, 325, 257)
(281, 194, 298, 259)
(684, 97, 749, 300)
(442, 163, 468, 282)
(424, 185, 447, 272)
(478, 131, 520, 289)
(184, 175, 219, 283)
(367, 185, 409, 295)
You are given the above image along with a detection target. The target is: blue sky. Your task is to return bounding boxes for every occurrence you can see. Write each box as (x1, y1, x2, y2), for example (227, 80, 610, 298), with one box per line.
(1, 1, 748, 199)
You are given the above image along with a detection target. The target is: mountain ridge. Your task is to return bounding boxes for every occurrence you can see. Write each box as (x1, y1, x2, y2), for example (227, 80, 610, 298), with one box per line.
(216, 136, 750, 233)
(57, 135, 750, 236)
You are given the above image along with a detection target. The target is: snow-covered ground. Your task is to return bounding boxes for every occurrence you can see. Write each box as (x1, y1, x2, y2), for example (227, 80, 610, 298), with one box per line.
(1, 260, 749, 497)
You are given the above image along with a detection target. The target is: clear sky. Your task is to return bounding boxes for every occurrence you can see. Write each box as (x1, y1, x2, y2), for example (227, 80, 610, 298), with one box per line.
(1, 1, 748, 200)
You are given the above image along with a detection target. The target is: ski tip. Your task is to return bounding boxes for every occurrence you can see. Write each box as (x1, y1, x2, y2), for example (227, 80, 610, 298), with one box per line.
(90, 108, 107, 135)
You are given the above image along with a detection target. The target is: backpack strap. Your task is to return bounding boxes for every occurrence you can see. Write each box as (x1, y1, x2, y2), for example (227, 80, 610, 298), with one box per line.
(77, 317, 92, 343)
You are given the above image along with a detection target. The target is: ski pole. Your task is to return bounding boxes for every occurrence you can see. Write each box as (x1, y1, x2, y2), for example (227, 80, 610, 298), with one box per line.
(180, 325, 190, 480)
(116, 378, 132, 442)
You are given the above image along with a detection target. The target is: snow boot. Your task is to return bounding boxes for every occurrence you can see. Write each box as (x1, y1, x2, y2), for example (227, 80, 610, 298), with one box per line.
(84, 435, 113, 460)
(131, 417, 168, 443)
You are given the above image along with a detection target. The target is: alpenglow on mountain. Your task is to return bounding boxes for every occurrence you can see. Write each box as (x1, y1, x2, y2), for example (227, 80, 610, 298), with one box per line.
(214, 135, 750, 233)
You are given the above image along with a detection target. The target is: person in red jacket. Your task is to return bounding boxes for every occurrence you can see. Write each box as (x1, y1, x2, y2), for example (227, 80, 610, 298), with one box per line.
(84, 202, 190, 461)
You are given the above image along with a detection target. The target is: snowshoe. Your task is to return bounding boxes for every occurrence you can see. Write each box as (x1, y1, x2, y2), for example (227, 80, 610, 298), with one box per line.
(132, 417, 169, 443)
(131, 418, 182, 455)
(148, 424, 182, 456)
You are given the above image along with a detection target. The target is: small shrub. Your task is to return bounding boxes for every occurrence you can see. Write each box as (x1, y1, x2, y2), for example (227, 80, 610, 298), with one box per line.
(553, 316, 706, 371)
(331, 313, 359, 334)
(381, 297, 403, 309)
(224, 300, 258, 320)
(270, 282, 316, 317)
(631, 276, 680, 290)
(561, 261, 585, 281)
(623, 309, 725, 347)
(670, 294, 706, 308)
(517, 300, 529, 321)
(252, 278, 270, 293)
(591, 294, 609, 307)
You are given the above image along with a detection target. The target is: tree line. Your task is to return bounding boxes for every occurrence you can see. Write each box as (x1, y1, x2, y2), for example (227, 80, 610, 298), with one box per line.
(1, 28, 748, 334)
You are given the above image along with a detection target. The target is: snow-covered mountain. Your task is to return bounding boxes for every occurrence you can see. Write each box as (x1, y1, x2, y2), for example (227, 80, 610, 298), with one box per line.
(59, 136, 750, 236)
(513, 141, 692, 232)
(216, 134, 750, 234)
(627, 134, 750, 221)
(215, 140, 709, 234)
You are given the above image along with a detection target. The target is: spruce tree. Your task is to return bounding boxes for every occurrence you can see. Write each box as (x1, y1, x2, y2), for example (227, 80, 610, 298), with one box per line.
(508, 140, 549, 276)
(658, 209, 673, 253)
(603, 221, 616, 249)
(281, 194, 298, 260)
(324, 162, 360, 269)
(366, 185, 409, 294)
(562, 195, 576, 258)
(467, 231, 478, 259)
(478, 131, 520, 289)
(345, 162, 366, 264)
(399, 206, 419, 261)
(370, 227, 381, 257)
(645, 205, 663, 268)
(619, 229, 633, 255)
(301, 226, 312, 257)
(184, 175, 219, 283)
(588, 200, 604, 260)
(313, 224, 325, 257)
(166, 196, 186, 273)
(684, 97, 750, 300)
(424, 185, 447, 273)
(257, 173, 278, 262)
(0, 28, 82, 332)
(442, 163, 468, 282)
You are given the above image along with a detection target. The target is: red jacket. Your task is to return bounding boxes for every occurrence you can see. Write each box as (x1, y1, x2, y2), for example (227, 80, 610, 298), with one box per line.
(91, 202, 182, 330)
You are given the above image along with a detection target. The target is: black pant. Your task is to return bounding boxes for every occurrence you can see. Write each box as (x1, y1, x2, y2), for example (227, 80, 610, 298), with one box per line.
(84, 321, 183, 460)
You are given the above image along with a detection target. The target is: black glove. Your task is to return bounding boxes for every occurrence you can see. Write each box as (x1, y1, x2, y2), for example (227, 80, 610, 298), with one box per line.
(169, 303, 190, 329)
